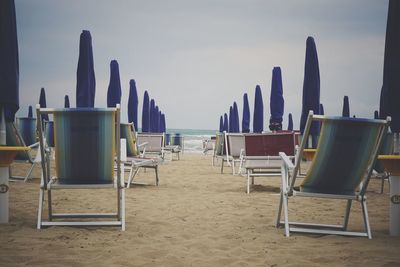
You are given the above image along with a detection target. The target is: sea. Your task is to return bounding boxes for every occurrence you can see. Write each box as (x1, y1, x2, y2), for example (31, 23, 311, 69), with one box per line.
(166, 128, 216, 154)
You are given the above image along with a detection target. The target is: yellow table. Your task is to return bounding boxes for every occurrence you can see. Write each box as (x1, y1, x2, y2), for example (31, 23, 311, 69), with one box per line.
(0, 146, 30, 223)
(378, 155, 400, 236)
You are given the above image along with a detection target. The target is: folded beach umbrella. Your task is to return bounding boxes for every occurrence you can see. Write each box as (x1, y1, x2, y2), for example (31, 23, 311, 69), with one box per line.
(160, 113, 166, 133)
(287, 113, 293, 131)
(242, 93, 250, 133)
(28, 106, 33, 118)
(76, 30, 95, 108)
(39, 88, 49, 122)
(128, 79, 139, 131)
(0, 0, 19, 134)
(229, 106, 233, 133)
(233, 102, 240, 133)
(380, 0, 400, 133)
(64, 95, 70, 108)
(107, 60, 122, 108)
(223, 113, 228, 132)
(219, 115, 223, 132)
(253, 85, 264, 133)
(299, 36, 320, 147)
(149, 99, 155, 132)
(342, 96, 350, 117)
(374, 110, 379, 119)
(319, 103, 324, 115)
(269, 67, 284, 131)
(155, 106, 160, 132)
(142, 91, 150, 132)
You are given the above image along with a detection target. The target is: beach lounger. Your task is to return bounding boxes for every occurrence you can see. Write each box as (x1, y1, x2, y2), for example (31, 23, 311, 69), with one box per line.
(164, 133, 183, 160)
(276, 111, 388, 238)
(241, 132, 297, 194)
(222, 133, 245, 175)
(137, 133, 165, 159)
(6, 121, 43, 182)
(212, 133, 225, 166)
(203, 136, 215, 155)
(36, 105, 125, 230)
(120, 123, 163, 188)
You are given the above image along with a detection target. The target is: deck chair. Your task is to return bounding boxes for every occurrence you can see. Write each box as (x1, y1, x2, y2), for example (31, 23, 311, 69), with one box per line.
(6, 121, 43, 182)
(372, 132, 394, 193)
(241, 132, 296, 194)
(203, 137, 215, 155)
(36, 105, 125, 230)
(222, 133, 245, 175)
(212, 133, 225, 166)
(120, 123, 163, 188)
(276, 111, 388, 238)
(137, 133, 165, 159)
(164, 133, 183, 160)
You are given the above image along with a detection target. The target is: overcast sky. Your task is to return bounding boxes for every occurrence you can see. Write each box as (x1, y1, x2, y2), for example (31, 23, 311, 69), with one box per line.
(15, 0, 388, 130)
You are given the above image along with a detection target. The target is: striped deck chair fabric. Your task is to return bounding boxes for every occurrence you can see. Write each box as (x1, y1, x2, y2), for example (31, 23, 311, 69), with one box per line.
(223, 133, 245, 175)
(17, 117, 37, 146)
(277, 112, 388, 238)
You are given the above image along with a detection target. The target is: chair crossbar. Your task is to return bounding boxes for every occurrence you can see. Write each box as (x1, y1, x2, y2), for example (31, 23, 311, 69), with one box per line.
(51, 213, 118, 218)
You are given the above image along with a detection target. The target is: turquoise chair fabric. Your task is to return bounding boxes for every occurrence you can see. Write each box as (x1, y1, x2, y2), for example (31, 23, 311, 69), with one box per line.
(301, 118, 383, 195)
(53, 109, 115, 184)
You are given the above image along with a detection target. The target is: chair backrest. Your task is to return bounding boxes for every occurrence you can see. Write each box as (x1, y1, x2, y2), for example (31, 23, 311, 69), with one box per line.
(226, 133, 245, 158)
(16, 117, 37, 146)
(170, 133, 183, 146)
(45, 121, 55, 147)
(373, 131, 394, 173)
(45, 108, 118, 185)
(299, 115, 387, 195)
(244, 132, 296, 157)
(120, 123, 139, 157)
(214, 132, 225, 156)
(6, 122, 31, 161)
(137, 133, 164, 153)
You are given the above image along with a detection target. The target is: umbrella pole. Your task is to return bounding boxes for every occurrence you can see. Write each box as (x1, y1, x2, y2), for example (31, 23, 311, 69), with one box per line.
(0, 107, 9, 223)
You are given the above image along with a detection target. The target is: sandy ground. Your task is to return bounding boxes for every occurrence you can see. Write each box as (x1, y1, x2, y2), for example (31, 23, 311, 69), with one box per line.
(1, 153, 400, 267)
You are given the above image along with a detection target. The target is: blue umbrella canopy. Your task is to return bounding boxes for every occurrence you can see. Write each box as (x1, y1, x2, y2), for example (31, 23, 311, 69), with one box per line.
(155, 106, 160, 132)
(299, 36, 320, 146)
(39, 88, 49, 121)
(253, 85, 264, 133)
(107, 60, 122, 107)
(223, 113, 228, 132)
(374, 110, 379, 119)
(0, 0, 19, 126)
(219, 115, 223, 132)
(342, 96, 350, 117)
(160, 113, 166, 133)
(319, 103, 324, 115)
(142, 91, 150, 132)
(128, 79, 139, 131)
(242, 93, 250, 133)
(76, 30, 95, 108)
(287, 113, 293, 131)
(380, 0, 400, 132)
(228, 106, 233, 133)
(233, 102, 240, 133)
(28, 106, 33, 118)
(149, 99, 155, 132)
(269, 67, 284, 131)
(64, 95, 70, 108)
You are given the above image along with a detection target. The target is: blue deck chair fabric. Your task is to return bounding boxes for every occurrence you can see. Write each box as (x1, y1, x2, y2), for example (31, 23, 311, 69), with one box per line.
(301, 118, 383, 195)
(17, 117, 36, 146)
(53, 109, 115, 184)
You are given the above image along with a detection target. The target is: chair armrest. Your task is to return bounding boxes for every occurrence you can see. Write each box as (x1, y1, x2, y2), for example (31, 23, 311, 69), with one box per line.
(138, 142, 148, 148)
(29, 142, 40, 149)
(279, 152, 294, 169)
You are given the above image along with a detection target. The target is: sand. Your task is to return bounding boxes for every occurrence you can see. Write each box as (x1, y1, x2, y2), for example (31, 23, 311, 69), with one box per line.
(1, 153, 400, 267)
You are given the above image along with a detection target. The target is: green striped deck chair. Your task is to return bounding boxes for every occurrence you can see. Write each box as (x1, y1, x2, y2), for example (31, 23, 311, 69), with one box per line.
(6, 121, 41, 181)
(120, 123, 162, 187)
(212, 132, 226, 168)
(276, 111, 388, 239)
(164, 133, 183, 160)
(36, 105, 125, 230)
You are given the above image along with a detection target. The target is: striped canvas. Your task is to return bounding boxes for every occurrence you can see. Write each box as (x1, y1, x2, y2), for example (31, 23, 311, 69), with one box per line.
(53, 109, 115, 184)
(215, 133, 225, 156)
(301, 118, 382, 195)
(120, 123, 139, 157)
(17, 117, 37, 146)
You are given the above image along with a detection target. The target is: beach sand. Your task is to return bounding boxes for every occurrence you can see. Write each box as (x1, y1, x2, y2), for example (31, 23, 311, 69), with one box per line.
(1, 153, 400, 267)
